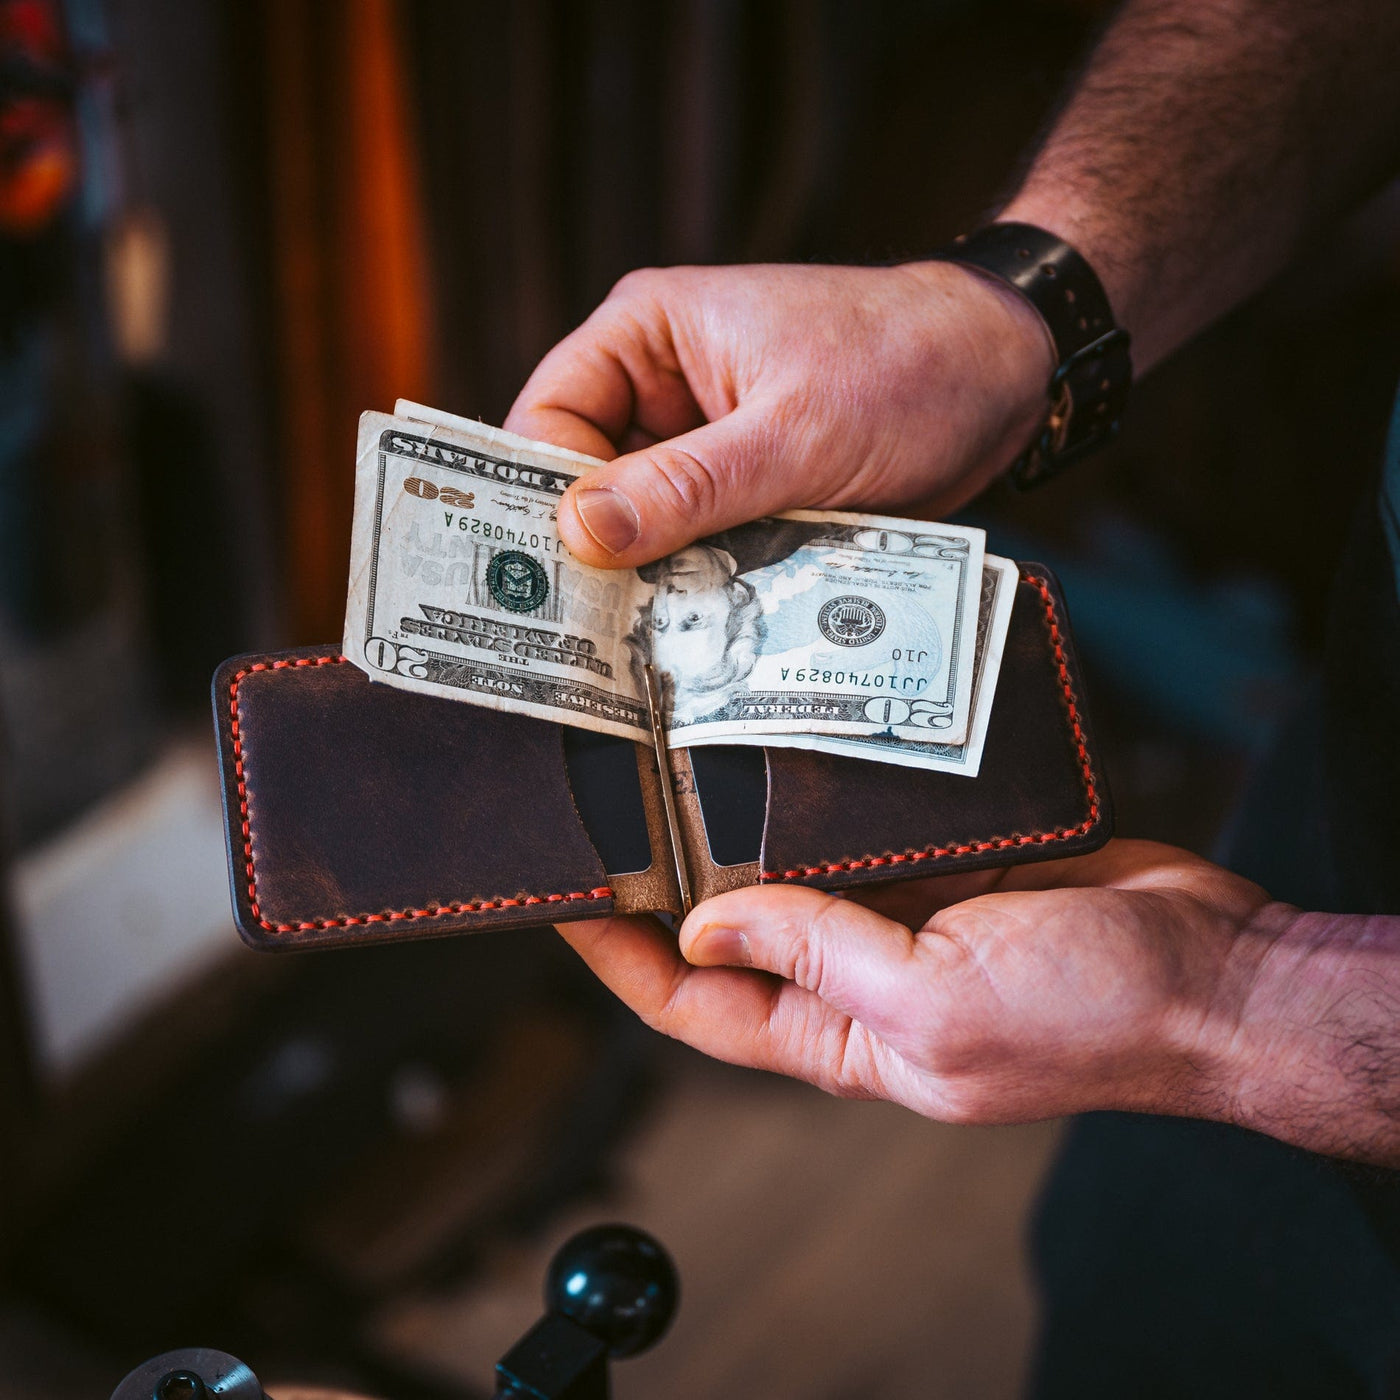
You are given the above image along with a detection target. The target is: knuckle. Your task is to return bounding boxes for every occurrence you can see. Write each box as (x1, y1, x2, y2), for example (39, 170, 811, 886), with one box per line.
(829, 1022, 878, 1099)
(789, 936, 825, 997)
(932, 1088, 991, 1125)
(797, 899, 853, 999)
(645, 444, 726, 518)
(824, 1073, 878, 1103)
(609, 265, 663, 302)
(920, 904, 982, 959)
(641, 965, 689, 1038)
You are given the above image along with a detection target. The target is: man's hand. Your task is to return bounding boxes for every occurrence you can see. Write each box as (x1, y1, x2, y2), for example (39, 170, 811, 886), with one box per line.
(504, 0, 1400, 573)
(557, 841, 1400, 1166)
(505, 261, 1053, 569)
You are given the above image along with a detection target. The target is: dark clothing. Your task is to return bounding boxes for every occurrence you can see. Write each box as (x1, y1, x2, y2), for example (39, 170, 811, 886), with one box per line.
(1031, 481, 1400, 1395)
(1032, 1116, 1400, 1398)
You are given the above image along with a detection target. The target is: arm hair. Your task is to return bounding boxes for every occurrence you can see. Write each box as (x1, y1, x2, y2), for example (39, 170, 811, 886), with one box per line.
(1001, 0, 1400, 369)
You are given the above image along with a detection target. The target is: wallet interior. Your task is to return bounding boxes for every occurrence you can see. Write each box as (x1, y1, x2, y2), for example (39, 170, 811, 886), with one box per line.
(213, 563, 1111, 950)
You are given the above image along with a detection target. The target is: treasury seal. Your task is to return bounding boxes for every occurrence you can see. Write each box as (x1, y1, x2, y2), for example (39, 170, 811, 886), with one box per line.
(487, 550, 549, 613)
(818, 595, 886, 647)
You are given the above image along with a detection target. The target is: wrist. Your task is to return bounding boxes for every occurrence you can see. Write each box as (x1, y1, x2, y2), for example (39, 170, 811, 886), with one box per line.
(996, 191, 1155, 372)
(1190, 905, 1400, 1164)
(894, 258, 1057, 484)
(919, 219, 1134, 487)
(900, 256, 1058, 385)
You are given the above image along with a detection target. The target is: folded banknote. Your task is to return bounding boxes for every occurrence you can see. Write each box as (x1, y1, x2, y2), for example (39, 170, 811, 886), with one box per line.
(342, 403, 1014, 774)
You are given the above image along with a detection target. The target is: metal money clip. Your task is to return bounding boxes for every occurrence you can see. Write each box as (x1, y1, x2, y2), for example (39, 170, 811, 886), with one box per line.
(642, 664, 694, 917)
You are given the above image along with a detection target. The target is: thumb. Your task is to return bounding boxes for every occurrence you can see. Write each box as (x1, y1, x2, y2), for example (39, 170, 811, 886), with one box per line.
(678, 885, 935, 1039)
(557, 400, 809, 567)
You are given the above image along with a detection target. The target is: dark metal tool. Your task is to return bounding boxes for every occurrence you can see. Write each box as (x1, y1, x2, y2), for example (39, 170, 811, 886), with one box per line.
(110, 1348, 266, 1400)
(109, 1224, 680, 1400)
(642, 663, 694, 916)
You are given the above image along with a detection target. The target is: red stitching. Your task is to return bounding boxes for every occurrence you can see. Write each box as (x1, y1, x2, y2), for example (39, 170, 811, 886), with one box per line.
(229, 655, 613, 933)
(759, 571, 1102, 882)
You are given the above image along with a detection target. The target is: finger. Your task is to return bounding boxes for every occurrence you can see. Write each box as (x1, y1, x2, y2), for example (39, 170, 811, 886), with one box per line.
(850, 868, 1008, 928)
(555, 399, 807, 567)
(556, 913, 884, 1092)
(843, 855, 1099, 924)
(677, 885, 943, 1042)
(505, 309, 705, 463)
(972, 838, 1267, 905)
(849, 840, 1268, 931)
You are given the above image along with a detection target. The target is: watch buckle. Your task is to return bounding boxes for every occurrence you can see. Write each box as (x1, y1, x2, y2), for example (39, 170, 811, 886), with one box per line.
(1050, 327, 1131, 387)
(1013, 327, 1131, 490)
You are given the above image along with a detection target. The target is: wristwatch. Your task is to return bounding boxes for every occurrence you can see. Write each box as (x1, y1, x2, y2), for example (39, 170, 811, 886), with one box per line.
(931, 221, 1133, 489)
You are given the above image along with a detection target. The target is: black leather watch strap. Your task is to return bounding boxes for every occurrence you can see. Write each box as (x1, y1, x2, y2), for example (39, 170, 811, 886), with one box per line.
(933, 221, 1132, 488)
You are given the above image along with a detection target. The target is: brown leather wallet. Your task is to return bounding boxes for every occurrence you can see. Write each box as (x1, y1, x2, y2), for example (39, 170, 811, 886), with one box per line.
(211, 563, 1111, 951)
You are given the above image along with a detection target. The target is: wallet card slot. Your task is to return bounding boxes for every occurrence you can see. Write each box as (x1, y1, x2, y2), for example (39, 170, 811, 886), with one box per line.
(687, 746, 768, 868)
(561, 729, 653, 875)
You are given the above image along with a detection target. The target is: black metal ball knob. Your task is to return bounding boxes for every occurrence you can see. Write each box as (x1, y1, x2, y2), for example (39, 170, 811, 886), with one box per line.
(544, 1223, 680, 1358)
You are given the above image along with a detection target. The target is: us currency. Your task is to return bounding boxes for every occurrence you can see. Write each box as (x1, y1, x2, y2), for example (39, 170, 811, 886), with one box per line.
(754, 554, 1017, 778)
(344, 404, 998, 766)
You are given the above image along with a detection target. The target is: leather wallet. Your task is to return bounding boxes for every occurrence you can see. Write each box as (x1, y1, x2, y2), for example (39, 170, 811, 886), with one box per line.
(212, 563, 1111, 951)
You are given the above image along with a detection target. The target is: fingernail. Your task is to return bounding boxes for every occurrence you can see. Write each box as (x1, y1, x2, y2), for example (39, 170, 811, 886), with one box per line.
(685, 923, 751, 967)
(574, 486, 640, 555)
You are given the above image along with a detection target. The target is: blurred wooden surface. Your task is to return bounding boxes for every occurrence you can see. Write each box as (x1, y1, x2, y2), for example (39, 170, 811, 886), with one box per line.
(270, 1390, 381, 1400)
(372, 1043, 1062, 1400)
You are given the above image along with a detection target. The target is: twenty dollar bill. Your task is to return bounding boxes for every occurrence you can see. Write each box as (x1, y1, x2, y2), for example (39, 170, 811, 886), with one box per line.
(344, 405, 1009, 770)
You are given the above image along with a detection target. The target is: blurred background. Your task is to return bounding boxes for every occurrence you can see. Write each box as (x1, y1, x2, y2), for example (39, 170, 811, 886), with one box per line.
(0, 1, 1397, 1396)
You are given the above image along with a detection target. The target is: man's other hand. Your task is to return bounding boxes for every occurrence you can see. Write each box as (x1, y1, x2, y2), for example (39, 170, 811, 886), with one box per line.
(557, 841, 1400, 1166)
(505, 262, 1054, 568)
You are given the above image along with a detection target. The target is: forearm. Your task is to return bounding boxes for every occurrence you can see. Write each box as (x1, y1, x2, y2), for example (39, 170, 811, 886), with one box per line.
(1000, 0, 1400, 371)
(1199, 905, 1400, 1166)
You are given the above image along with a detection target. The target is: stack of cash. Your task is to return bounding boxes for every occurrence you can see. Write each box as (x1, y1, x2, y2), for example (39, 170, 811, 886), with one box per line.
(344, 402, 1016, 776)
